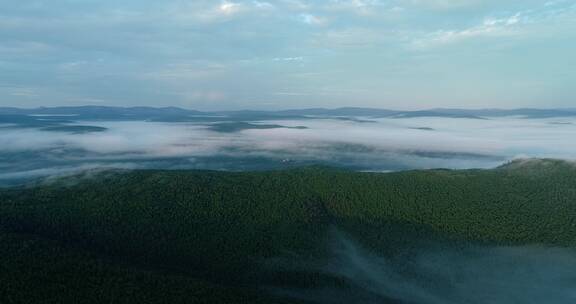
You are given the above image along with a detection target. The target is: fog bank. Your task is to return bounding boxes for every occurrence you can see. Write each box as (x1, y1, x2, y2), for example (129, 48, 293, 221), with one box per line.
(3, 115, 576, 184)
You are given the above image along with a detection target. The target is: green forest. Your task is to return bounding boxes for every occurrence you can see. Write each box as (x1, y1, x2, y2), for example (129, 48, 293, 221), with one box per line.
(1, 159, 576, 303)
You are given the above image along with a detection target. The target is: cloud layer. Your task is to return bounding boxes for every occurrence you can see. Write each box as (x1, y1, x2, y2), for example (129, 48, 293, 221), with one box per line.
(1, 0, 575, 109)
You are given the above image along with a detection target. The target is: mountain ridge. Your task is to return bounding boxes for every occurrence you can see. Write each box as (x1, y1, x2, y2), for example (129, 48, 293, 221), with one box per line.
(3, 106, 576, 119)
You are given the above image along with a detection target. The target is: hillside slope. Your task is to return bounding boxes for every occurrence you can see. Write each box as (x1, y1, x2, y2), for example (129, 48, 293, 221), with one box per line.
(1, 159, 576, 303)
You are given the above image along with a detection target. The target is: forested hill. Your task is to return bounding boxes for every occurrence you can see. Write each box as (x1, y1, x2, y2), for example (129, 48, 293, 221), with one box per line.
(1, 158, 576, 303)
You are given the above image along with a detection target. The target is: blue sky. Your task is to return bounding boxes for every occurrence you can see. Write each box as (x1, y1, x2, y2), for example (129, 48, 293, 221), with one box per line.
(0, 0, 575, 110)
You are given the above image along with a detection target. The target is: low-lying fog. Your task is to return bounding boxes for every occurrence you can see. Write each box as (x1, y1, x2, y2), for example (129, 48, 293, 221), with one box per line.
(270, 230, 576, 304)
(2, 115, 576, 184)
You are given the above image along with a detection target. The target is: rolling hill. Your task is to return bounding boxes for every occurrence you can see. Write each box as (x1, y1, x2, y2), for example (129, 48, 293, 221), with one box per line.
(1, 159, 575, 303)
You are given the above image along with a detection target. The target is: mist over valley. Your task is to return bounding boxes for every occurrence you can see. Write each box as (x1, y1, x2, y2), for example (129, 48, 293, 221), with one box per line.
(3, 106, 576, 186)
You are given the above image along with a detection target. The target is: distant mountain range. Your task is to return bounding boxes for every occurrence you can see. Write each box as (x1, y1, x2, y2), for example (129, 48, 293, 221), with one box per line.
(2, 106, 576, 129)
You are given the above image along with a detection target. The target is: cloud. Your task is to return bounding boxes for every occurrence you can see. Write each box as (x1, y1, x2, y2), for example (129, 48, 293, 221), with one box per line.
(0, 0, 575, 109)
(299, 13, 329, 26)
(411, 1, 576, 49)
(219, 1, 243, 16)
(412, 14, 521, 48)
(323, 0, 391, 16)
(162, 1, 277, 24)
(405, 0, 483, 10)
(273, 56, 304, 62)
(253, 1, 275, 10)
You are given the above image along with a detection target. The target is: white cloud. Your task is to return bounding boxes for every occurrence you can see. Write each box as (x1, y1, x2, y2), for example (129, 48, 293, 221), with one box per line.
(166, 1, 276, 24)
(325, 0, 387, 14)
(218, 1, 243, 16)
(412, 13, 522, 48)
(300, 13, 329, 26)
(273, 56, 304, 62)
(406, 0, 482, 10)
(4, 115, 576, 184)
(8, 87, 40, 98)
(252, 1, 275, 9)
(411, 1, 576, 49)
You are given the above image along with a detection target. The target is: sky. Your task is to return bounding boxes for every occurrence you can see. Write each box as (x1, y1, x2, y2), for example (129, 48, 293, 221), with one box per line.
(0, 0, 575, 110)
